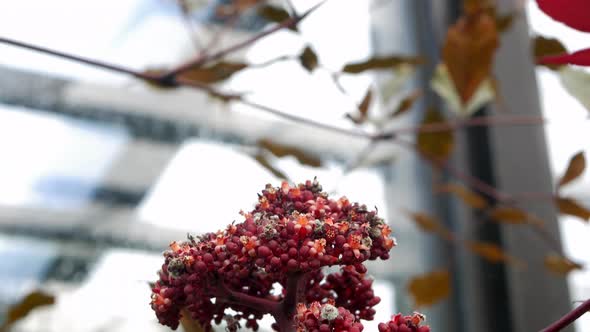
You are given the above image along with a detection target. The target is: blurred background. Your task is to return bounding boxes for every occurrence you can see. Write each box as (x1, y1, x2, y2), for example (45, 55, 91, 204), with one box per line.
(0, 0, 588, 331)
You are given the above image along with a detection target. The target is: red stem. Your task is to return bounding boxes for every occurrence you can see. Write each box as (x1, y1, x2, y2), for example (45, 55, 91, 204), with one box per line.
(216, 282, 280, 314)
(540, 298, 590, 332)
(273, 272, 308, 332)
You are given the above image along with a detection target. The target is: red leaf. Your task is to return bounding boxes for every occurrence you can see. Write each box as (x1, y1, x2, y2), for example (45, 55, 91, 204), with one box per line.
(537, 0, 590, 33)
(539, 47, 590, 67)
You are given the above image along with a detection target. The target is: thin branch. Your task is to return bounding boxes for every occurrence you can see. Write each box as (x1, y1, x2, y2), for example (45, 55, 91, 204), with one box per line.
(0, 35, 569, 257)
(199, 10, 242, 58)
(160, 1, 326, 80)
(390, 136, 565, 254)
(248, 55, 295, 69)
(237, 98, 372, 139)
(540, 298, 590, 332)
(282, 0, 297, 16)
(343, 139, 379, 173)
(391, 136, 510, 201)
(389, 115, 545, 136)
(0, 37, 158, 82)
(178, 0, 203, 51)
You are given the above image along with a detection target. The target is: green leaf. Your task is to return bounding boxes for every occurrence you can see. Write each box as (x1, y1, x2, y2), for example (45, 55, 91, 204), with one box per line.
(558, 66, 590, 112)
(557, 151, 586, 189)
(431, 64, 494, 117)
(1, 291, 55, 331)
(416, 108, 455, 160)
(342, 56, 423, 74)
(299, 46, 319, 72)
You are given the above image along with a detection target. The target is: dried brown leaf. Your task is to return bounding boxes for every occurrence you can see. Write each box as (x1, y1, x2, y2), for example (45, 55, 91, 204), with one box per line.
(180, 61, 248, 83)
(359, 89, 373, 118)
(143, 61, 248, 88)
(299, 46, 319, 72)
(466, 241, 524, 267)
(407, 211, 453, 240)
(409, 212, 440, 233)
(180, 309, 206, 332)
(258, 139, 322, 167)
(258, 5, 290, 24)
(407, 270, 451, 307)
(496, 13, 517, 33)
(463, 0, 516, 32)
(544, 254, 583, 275)
(346, 89, 373, 124)
(557, 151, 585, 189)
(555, 197, 590, 221)
(532, 36, 567, 70)
(390, 90, 422, 118)
(489, 206, 528, 224)
(254, 153, 288, 180)
(416, 108, 455, 160)
(463, 0, 494, 13)
(437, 183, 488, 209)
(442, 12, 499, 104)
(342, 56, 424, 74)
(1, 291, 55, 331)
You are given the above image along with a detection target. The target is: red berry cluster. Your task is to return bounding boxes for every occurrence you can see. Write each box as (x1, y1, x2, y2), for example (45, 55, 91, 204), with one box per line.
(150, 179, 397, 331)
(377, 313, 431, 332)
(295, 302, 364, 332)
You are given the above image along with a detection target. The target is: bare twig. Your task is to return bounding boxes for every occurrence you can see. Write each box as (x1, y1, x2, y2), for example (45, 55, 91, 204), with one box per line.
(178, 0, 203, 51)
(161, 1, 326, 80)
(0, 34, 569, 258)
(540, 298, 590, 332)
(200, 10, 242, 58)
(390, 136, 565, 254)
(282, 0, 297, 16)
(389, 115, 545, 136)
(0, 37, 159, 82)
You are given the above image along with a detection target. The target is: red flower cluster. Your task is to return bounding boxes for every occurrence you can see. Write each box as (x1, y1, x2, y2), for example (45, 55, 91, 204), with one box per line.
(306, 266, 380, 321)
(295, 302, 364, 332)
(150, 179, 396, 331)
(377, 313, 431, 332)
(536, 0, 590, 66)
(295, 304, 430, 332)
